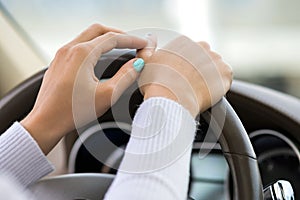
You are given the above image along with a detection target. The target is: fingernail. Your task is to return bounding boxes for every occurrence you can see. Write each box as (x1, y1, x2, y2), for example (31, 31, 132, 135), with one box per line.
(145, 33, 155, 42)
(145, 32, 157, 47)
(133, 58, 145, 72)
(100, 78, 110, 83)
(146, 32, 152, 37)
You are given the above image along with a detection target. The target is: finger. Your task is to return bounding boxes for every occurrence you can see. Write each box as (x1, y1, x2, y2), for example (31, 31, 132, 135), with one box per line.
(92, 32, 147, 53)
(68, 24, 123, 45)
(198, 41, 210, 50)
(197, 41, 222, 60)
(97, 58, 145, 104)
(62, 33, 147, 76)
(209, 51, 222, 60)
(83, 32, 147, 64)
(137, 33, 157, 61)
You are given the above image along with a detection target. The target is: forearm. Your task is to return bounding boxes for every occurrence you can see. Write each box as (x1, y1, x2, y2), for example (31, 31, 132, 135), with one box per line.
(104, 97, 196, 200)
(0, 122, 54, 187)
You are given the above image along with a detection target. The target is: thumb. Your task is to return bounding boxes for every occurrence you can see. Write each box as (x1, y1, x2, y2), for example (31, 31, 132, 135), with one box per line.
(97, 58, 145, 104)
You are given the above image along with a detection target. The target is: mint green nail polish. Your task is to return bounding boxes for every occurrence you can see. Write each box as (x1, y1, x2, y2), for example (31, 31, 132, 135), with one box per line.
(133, 58, 145, 72)
(100, 78, 110, 83)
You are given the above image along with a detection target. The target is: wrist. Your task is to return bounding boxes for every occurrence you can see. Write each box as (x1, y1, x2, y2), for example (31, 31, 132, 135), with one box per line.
(143, 84, 178, 102)
(143, 85, 199, 117)
(21, 112, 63, 155)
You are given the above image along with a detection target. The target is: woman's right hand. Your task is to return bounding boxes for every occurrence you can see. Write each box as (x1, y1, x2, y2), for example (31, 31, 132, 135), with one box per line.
(138, 35, 233, 117)
(21, 24, 147, 154)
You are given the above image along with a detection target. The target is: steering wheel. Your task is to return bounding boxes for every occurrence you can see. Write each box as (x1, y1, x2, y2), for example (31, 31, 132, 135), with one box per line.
(0, 50, 263, 200)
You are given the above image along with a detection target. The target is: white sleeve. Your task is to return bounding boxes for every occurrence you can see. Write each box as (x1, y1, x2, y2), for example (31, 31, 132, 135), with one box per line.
(0, 122, 54, 187)
(104, 97, 196, 200)
(0, 174, 35, 200)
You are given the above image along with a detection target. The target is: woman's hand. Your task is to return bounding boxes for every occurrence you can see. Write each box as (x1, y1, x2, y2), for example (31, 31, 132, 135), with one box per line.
(138, 35, 233, 117)
(21, 24, 147, 154)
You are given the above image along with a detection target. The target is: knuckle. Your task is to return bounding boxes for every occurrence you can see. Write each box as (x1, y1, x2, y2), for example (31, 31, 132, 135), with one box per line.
(56, 45, 70, 57)
(124, 68, 136, 82)
(177, 35, 190, 42)
(70, 44, 89, 56)
(103, 83, 114, 96)
(223, 64, 233, 88)
(96, 83, 112, 105)
(105, 31, 118, 38)
(215, 61, 233, 90)
(89, 23, 105, 33)
(210, 51, 222, 60)
(102, 32, 119, 46)
(199, 41, 210, 50)
(225, 63, 233, 77)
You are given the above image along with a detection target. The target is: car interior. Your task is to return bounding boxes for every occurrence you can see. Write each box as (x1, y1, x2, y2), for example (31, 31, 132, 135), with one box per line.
(0, 50, 299, 199)
(0, 1, 299, 200)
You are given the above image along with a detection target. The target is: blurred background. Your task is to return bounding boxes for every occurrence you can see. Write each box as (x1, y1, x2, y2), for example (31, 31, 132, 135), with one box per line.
(1, 0, 300, 98)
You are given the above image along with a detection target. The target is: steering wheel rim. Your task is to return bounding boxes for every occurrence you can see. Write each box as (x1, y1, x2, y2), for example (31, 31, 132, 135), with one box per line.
(0, 50, 263, 200)
(204, 98, 263, 200)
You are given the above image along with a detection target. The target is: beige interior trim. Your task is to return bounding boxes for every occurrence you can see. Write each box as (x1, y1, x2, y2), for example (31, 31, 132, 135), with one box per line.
(0, 11, 66, 176)
(0, 12, 47, 96)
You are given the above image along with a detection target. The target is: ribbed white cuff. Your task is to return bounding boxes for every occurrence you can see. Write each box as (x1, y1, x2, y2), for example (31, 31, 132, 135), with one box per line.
(119, 97, 196, 172)
(105, 97, 196, 200)
(0, 122, 54, 187)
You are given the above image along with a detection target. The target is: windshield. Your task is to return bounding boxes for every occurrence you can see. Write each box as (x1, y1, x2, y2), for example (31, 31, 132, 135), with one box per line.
(1, 0, 300, 97)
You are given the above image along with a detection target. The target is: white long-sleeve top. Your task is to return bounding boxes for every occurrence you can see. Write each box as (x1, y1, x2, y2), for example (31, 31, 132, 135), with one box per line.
(0, 97, 196, 199)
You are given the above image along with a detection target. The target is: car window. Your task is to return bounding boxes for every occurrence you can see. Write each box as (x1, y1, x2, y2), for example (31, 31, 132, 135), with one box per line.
(1, 0, 300, 98)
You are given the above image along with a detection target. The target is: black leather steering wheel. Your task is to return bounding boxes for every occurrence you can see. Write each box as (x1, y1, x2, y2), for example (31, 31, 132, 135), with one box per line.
(206, 98, 263, 199)
(0, 50, 263, 200)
